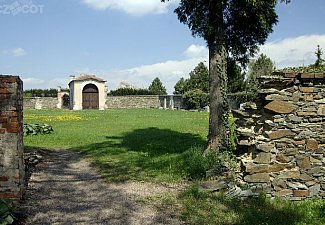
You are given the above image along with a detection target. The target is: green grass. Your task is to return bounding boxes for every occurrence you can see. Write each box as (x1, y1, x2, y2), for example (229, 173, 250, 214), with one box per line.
(24, 109, 209, 182)
(179, 186, 325, 225)
(23, 109, 325, 225)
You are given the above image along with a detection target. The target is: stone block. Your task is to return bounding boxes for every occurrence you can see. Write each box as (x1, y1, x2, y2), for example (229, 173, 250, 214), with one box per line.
(278, 170, 300, 179)
(306, 139, 318, 151)
(296, 156, 311, 169)
(264, 100, 298, 114)
(245, 163, 269, 173)
(267, 129, 295, 140)
(276, 154, 294, 163)
(256, 143, 274, 152)
(293, 190, 309, 197)
(297, 111, 317, 116)
(254, 153, 272, 164)
(317, 105, 325, 116)
(244, 173, 270, 183)
(299, 87, 314, 93)
(275, 189, 293, 197)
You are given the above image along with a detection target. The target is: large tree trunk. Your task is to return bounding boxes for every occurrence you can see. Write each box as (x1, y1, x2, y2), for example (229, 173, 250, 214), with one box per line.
(206, 39, 229, 153)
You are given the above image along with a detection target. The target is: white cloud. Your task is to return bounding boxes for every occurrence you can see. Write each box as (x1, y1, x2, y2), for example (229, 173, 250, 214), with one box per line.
(184, 44, 208, 58)
(260, 34, 325, 69)
(22, 77, 69, 90)
(4, 48, 27, 57)
(82, 0, 179, 16)
(74, 46, 208, 94)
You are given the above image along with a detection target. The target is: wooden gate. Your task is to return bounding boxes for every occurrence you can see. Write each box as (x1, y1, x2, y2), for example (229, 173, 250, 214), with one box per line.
(82, 84, 99, 109)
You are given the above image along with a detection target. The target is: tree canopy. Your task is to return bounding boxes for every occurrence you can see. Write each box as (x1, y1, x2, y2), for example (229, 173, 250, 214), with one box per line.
(162, 0, 284, 152)
(148, 77, 167, 95)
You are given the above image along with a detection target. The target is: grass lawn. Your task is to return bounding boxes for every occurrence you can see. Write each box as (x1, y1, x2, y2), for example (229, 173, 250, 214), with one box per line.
(23, 109, 325, 225)
(24, 108, 210, 182)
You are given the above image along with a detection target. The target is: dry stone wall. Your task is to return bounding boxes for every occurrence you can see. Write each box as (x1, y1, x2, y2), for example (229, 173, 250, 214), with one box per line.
(0, 75, 25, 199)
(233, 73, 325, 200)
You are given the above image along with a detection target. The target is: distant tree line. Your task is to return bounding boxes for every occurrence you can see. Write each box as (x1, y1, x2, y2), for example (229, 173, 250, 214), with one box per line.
(109, 77, 167, 96)
(23, 88, 70, 97)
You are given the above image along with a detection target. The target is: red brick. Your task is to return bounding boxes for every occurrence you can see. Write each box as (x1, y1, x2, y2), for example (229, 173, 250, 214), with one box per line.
(0, 88, 10, 94)
(7, 127, 19, 133)
(0, 176, 9, 181)
(0, 117, 8, 123)
(0, 129, 5, 134)
(0, 94, 11, 100)
(2, 123, 19, 129)
(0, 192, 20, 199)
(10, 117, 18, 122)
(1, 111, 18, 117)
(0, 77, 18, 83)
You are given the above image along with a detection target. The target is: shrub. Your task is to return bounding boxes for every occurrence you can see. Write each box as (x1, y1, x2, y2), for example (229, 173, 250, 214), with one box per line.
(23, 123, 54, 136)
(0, 199, 14, 225)
(183, 89, 209, 109)
(109, 88, 153, 96)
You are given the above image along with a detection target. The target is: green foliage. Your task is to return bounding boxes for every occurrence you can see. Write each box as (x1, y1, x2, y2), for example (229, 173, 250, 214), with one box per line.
(0, 199, 14, 225)
(183, 62, 209, 93)
(229, 114, 238, 152)
(180, 191, 325, 225)
(109, 88, 153, 96)
(24, 123, 54, 136)
(314, 45, 325, 67)
(227, 59, 247, 93)
(23, 88, 58, 97)
(183, 89, 209, 109)
(179, 146, 216, 179)
(173, 77, 187, 95)
(148, 77, 167, 95)
(248, 53, 274, 85)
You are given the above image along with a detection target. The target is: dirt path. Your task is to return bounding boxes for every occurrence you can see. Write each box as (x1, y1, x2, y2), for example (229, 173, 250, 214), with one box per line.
(19, 149, 184, 225)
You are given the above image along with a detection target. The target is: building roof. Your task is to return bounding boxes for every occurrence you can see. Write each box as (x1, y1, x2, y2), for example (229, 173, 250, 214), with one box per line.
(70, 74, 106, 83)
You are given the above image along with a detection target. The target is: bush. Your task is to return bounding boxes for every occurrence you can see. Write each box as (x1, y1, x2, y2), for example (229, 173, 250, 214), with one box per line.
(24, 123, 54, 136)
(0, 199, 14, 225)
(183, 89, 209, 109)
(109, 88, 153, 96)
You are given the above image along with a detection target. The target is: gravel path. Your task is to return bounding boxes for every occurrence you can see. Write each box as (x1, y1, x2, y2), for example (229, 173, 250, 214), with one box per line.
(19, 149, 184, 225)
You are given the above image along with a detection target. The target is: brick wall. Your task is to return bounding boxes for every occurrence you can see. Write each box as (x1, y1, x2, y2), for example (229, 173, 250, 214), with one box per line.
(0, 75, 25, 199)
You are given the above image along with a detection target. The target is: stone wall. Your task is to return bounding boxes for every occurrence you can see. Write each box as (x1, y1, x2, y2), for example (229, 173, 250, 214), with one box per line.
(233, 73, 325, 199)
(24, 97, 58, 109)
(0, 75, 25, 199)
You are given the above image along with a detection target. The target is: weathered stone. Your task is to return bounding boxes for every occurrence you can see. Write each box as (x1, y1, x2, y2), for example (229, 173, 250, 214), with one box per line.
(317, 105, 325, 116)
(304, 95, 314, 102)
(306, 139, 318, 151)
(310, 157, 322, 164)
(315, 99, 325, 104)
(288, 115, 302, 123)
(283, 148, 298, 156)
(254, 153, 272, 164)
(256, 143, 274, 153)
(200, 180, 228, 192)
(296, 156, 311, 169)
(287, 182, 308, 190)
(264, 100, 298, 114)
(272, 178, 287, 191)
(293, 190, 309, 197)
(307, 167, 324, 176)
(269, 163, 293, 172)
(267, 129, 295, 140)
(244, 173, 270, 183)
(275, 189, 293, 197)
(295, 140, 305, 146)
(265, 94, 289, 101)
(299, 87, 314, 93)
(292, 92, 301, 102)
(305, 181, 317, 187)
(297, 111, 317, 116)
(278, 170, 300, 179)
(309, 117, 323, 123)
(276, 154, 294, 163)
(245, 163, 269, 173)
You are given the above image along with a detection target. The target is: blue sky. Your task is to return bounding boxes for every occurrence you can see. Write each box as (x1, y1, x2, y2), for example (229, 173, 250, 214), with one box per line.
(0, 0, 325, 93)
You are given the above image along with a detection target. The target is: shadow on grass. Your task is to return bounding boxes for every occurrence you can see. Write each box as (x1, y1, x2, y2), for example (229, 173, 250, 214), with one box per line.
(181, 187, 325, 225)
(69, 127, 206, 182)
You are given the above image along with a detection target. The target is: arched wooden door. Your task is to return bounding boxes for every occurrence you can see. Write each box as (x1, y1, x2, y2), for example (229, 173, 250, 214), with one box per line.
(82, 84, 99, 109)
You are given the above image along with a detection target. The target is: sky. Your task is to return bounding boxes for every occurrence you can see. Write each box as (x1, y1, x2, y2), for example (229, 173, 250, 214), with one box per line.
(0, 0, 325, 94)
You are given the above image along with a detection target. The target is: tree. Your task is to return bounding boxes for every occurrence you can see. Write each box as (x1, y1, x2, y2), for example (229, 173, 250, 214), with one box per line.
(227, 59, 247, 93)
(184, 62, 209, 93)
(174, 77, 186, 95)
(162, 0, 285, 152)
(248, 53, 274, 87)
(148, 77, 167, 95)
(314, 45, 325, 67)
